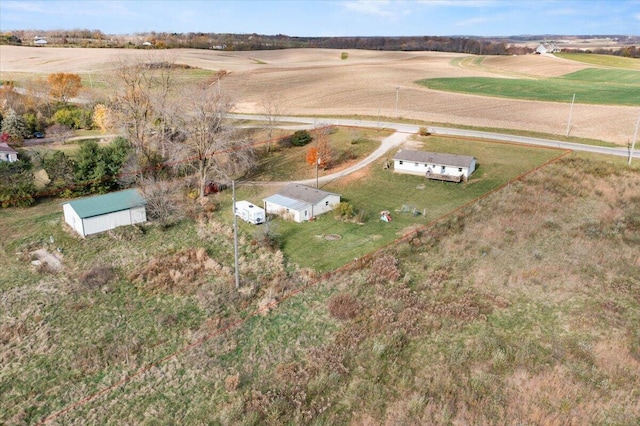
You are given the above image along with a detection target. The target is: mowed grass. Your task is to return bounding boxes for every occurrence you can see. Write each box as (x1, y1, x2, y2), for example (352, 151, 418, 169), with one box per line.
(555, 52, 640, 70)
(246, 126, 392, 182)
(416, 70, 640, 105)
(245, 137, 564, 272)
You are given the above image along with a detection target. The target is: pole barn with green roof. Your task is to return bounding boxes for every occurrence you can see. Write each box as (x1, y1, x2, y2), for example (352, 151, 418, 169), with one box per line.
(62, 189, 147, 237)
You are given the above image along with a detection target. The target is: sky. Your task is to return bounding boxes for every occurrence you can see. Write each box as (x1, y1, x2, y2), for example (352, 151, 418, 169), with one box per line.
(1, 0, 639, 37)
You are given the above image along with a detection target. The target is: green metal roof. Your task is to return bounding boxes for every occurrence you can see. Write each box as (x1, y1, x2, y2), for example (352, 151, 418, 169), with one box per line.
(65, 189, 146, 219)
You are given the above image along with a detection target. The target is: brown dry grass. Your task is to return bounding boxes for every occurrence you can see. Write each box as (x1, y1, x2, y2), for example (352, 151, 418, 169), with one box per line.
(1, 46, 637, 145)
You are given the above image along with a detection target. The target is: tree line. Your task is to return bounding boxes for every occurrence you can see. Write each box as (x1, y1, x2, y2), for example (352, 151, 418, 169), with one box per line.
(3, 30, 639, 57)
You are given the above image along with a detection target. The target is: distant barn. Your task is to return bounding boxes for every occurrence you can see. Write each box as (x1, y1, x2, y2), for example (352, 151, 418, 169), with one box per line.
(393, 149, 476, 182)
(62, 189, 147, 237)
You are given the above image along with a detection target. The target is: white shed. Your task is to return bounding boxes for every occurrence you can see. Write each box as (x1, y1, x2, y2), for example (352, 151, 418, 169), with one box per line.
(62, 189, 147, 237)
(393, 149, 476, 182)
(263, 183, 340, 223)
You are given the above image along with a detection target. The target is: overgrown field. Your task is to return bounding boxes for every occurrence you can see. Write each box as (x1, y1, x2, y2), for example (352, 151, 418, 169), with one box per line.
(416, 69, 640, 105)
(2, 154, 638, 425)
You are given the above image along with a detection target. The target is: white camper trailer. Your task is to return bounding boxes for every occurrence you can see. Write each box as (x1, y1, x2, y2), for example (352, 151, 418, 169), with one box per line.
(235, 200, 265, 225)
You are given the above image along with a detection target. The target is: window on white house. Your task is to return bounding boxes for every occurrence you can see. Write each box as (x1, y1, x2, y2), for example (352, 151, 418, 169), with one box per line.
(458, 167, 463, 172)
(415, 162, 419, 167)
(399, 160, 403, 165)
(325, 201, 329, 206)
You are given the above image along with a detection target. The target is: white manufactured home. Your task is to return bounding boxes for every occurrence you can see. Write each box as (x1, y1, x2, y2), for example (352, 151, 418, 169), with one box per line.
(235, 200, 265, 224)
(62, 189, 147, 237)
(393, 149, 476, 182)
(263, 183, 340, 223)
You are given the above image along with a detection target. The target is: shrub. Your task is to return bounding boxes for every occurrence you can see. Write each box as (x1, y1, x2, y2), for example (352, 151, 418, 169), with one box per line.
(369, 253, 401, 282)
(418, 127, 431, 136)
(327, 293, 359, 320)
(336, 201, 355, 220)
(289, 130, 313, 147)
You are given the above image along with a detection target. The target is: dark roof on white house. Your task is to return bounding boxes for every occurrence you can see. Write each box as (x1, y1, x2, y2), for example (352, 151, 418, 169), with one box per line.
(276, 183, 338, 204)
(64, 189, 146, 219)
(393, 149, 475, 169)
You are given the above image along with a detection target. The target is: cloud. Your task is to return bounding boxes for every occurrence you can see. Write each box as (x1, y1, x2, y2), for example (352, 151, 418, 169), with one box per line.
(343, 0, 395, 17)
(1, 1, 48, 13)
(416, 0, 498, 7)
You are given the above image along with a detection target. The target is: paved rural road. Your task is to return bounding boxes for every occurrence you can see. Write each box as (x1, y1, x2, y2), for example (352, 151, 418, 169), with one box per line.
(231, 114, 639, 186)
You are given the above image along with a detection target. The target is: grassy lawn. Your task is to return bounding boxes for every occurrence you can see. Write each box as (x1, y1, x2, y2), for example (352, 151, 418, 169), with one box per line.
(246, 126, 392, 182)
(237, 137, 565, 272)
(416, 71, 640, 105)
(555, 52, 640, 70)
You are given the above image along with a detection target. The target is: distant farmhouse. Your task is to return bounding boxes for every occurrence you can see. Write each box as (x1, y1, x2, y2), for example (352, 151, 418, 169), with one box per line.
(63, 189, 147, 237)
(535, 42, 560, 54)
(393, 149, 476, 182)
(0, 142, 18, 162)
(33, 36, 48, 45)
(263, 183, 340, 223)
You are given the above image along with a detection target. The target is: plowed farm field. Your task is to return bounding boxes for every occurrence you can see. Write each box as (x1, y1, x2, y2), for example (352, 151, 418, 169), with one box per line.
(1, 46, 637, 145)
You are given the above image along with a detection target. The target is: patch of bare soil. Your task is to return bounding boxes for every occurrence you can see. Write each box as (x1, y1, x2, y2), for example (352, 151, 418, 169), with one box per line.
(30, 249, 63, 272)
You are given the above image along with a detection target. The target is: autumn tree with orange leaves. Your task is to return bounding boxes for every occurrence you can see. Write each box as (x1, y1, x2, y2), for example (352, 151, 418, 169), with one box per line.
(47, 73, 82, 104)
(306, 146, 319, 166)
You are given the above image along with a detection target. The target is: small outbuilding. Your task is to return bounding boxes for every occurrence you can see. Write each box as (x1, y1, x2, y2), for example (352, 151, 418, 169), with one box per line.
(263, 183, 340, 223)
(393, 149, 476, 182)
(62, 189, 147, 237)
(0, 142, 18, 162)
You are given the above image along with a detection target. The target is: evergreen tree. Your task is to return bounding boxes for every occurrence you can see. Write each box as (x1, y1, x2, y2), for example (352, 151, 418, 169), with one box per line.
(0, 108, 30, 144)
(0, 153, 36, 207)
(74, 139, 130, 194)
(42, 151, 76, 194)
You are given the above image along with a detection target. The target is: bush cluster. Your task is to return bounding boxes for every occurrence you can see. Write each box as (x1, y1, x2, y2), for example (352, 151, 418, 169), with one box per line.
(327, 293, 359, 320)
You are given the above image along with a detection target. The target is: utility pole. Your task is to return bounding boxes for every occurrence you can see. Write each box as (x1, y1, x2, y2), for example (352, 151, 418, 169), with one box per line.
(316, 158, 320, 188)
(566, 93, 575, 137)
(629, 110, 640, 166)
(395, 87, 400, 119)
(232, 180, 240, 289)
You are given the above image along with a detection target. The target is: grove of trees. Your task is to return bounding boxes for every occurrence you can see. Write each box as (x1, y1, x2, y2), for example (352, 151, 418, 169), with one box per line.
(0, 55, 257, 216)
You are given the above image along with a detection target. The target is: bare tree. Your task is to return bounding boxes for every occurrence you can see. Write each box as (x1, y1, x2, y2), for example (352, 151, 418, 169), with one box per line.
(138, 178, 185, 227)
(172, 85, 254, 198)
(260, 94, 281, 153)
(108, 54, 178, 179)
(46, 123, 74, 144)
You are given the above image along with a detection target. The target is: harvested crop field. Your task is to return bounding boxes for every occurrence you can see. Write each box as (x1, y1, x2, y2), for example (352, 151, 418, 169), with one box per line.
(1, 46, 637, 144)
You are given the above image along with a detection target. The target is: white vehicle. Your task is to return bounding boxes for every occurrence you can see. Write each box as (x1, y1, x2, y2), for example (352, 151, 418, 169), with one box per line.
(235, 200, 265, 225)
